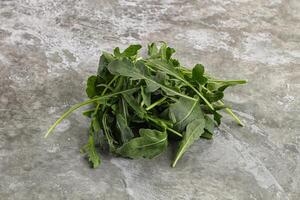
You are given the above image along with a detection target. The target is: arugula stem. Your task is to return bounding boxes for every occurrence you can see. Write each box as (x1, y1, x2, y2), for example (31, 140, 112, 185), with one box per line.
(121, 98, 128, 122)
(218, 101, 244, 126)
(207, 79, 247, 84)
(202, 85, 244, 126)
(144, 76, 197, 102)
(187, 84, 214, 111)
(100, 76, 119, 112)
(93, 102, 101, 116)
(82, 108, 95, 115)
(45, 88, 139, 138)
(146, 96, 167, 111)
(146, 116, 182, 137)
(167, 127, 182, 137)
(102, 76, 119, 95)
(96, 84, 114, 92)
(45, 100, 96, 138)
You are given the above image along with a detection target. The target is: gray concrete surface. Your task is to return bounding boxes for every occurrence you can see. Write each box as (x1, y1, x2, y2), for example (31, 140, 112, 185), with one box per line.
(1, 0, 300, 199)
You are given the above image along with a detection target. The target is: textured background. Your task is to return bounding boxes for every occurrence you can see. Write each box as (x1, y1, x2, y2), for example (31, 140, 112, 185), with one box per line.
(1, 0, 300, 199)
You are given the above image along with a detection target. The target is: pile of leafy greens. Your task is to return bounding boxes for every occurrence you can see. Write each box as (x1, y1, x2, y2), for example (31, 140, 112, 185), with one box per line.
(45, 42, 246, 168)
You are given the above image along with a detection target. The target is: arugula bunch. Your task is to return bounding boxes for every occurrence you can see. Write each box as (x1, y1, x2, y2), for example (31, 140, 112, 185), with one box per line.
(45, 42, 246, 168)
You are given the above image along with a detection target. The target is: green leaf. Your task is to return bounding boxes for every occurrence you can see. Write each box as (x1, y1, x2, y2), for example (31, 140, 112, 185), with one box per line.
(192, 64, 207, 85)
(81, 129, 101, 168)
(107, 59, 137, 77)
(172, 118, 205, 167)
(204, 115, 214, 134)
(213, 111, 222, 125)
(82, 109, 95, 118)
(205, 91, 224, 102)
(200, 131, 213, 140)
(98, 52, 114, 75)
(141, 86, 151, 106)
(169, 97, 204, 131)
(102, 112, 116, 152)
(116, 114, 134, 143)
(147, 42, 175, 60)
(123, 44, 142, 57)
(166, 47, 175, 60)
(122, 93, 147, 119)
(86, 75, 98, 98)
(114, 47, 122, 57)
(145, 80, 160, 93)
(146, 59, 214, 110)
(108, 59, 197, 101)
(207, 80, 247, 92)
(148, 42, 159, 57)
(116, 129, 168, 159)
(122, 93, 173, 130)
(92, 114, 101, 132)
(119, 97, 129, 120)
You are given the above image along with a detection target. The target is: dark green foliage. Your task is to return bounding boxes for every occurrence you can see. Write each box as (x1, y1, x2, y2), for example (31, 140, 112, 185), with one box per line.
(172, 118, 206, 167)
(116, 129, 168, 159)
(46, 42, 246, 168)
(192, 64, 207, 85)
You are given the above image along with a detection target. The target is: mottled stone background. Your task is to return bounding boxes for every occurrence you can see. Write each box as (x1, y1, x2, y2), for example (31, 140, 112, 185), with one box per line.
(0, 0, 299, 199)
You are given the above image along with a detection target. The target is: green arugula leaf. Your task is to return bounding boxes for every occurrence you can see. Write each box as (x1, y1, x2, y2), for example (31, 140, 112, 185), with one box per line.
(166, 47, 175, 61)
(98, 52, 114, 75)
(200, 131, 213, 140)
(108, 59, 197, 101)
(122, 93, 174, 132)
(172, 118, 205, 167)
(114, 47, 122, 58)
(192, 64, 207, 85)
(123, 44, 142, 57)
(148, 42, 159, 57)
(86, 75, 99, 98)
(141, 86, 151, 106)
(116, 114, 134, 143)
(102, 112, 116, 152)
(81, 129, 101, 168)
(213, 111, 222, 125)
(122, 93, 147, 119)
(207, 80, 247, 92)
(169, 97, 204, 131)
(116, 129, 168, 159)
(146, 59, 214, 110)
(204, 115, 214, 134)
(204, 91, 224, 102)
(200, 115, 215, 140)
(92, 114, 101, 133)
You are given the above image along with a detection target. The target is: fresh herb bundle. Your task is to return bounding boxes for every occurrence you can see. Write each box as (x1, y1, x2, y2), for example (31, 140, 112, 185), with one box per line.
(45, 42, 246, 168)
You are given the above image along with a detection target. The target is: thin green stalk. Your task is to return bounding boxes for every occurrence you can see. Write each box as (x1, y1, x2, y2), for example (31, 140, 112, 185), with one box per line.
(202, 85, 244, 126)
(45, 88, 139, 138)
(121, 98, 128, 122)
(82, 108, 95, 115)
(100, 76, 119, 112)
(207, 79, 247, 84)
(167, 127, 182, 137)
(218, 101, 244, 126)
(96, 84, 114, 92)
(93, 102, 101, 116)
(146, 117, 181, 137)
(102, 76, 118, 95)
(187, 83, 214, 110)
(144, 76, 197, 102)
(146, 96, 167, 110)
